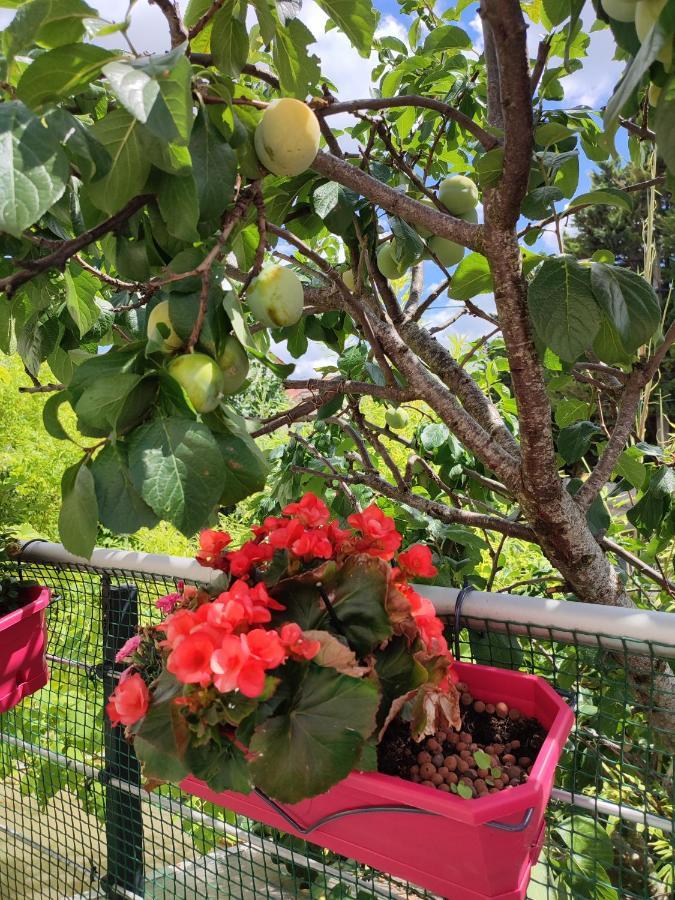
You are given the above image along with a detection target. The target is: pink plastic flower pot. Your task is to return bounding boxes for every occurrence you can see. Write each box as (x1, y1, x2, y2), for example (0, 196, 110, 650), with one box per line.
(181, 661, 574, 899)
(0, 586, 51, 714)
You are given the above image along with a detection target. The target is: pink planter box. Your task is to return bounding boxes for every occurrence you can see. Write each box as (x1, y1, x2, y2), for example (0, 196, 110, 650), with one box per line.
(181, 661, 574, 899)
(0, 586, 51, 714)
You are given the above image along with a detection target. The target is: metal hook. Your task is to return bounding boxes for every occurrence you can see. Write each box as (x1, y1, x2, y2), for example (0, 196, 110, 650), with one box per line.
(453, 581, 475, 662)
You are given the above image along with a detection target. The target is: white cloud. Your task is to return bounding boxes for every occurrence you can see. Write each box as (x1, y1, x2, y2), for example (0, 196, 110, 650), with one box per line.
(271, 339, 338, 379)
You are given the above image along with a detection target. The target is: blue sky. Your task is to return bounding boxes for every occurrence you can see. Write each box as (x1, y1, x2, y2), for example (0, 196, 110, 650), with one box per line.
(0, 1, 629, 376)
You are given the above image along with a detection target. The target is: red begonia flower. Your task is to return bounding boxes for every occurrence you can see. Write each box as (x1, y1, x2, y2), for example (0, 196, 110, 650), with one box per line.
(167, 632, 216, 687)
(106, 673, 150, 727)
(282, 492, 330, 527)
(196, 529, 232, 569)
(280, 622, 321, 660)
(398, 544, 438, 579)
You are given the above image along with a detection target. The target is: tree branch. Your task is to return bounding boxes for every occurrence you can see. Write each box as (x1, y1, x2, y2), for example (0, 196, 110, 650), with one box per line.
(0, 195, 153, 297)
(311, 152, 484, 253)
(284, 378, 414, 402)
(480, 0, 533, 226)
(187, 0, 227, 40)
(317, 95, 499, 151)
(530, 36, 552, 96)
(150, 0, 188, 46)
(576, 321, 675, 509)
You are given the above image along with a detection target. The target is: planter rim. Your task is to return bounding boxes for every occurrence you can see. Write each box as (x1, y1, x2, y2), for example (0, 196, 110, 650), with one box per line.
(269, 661, 571, 827)
(0, 585, 51, 634)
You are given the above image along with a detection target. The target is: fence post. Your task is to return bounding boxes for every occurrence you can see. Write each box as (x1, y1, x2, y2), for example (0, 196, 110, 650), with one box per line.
(101, 577, 145, 898)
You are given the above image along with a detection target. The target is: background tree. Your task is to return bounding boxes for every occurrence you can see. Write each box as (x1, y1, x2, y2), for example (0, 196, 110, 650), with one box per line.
(0, 0, 674, 743)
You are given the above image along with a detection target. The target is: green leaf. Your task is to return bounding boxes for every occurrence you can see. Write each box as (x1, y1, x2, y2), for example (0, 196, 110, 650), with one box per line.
(90, 442, 158, 534)
(593, 315, 633, 366)
(212, 4, 250, 78)
(328, 554, 393, 656)
(655, 74, 675, 174)
(74, 372, 142, 432)
(521, 186, 564, 220)
(567, 188, 633, 214)
(469, 630, 523, 670)
(103, 51, 193, 145)
(213, 428, 269, 506)
(420, 422, 449, 451)
(44, 109, 112, 182)
(157, 172, 200, 243)
(457, 782, 473, 799)
(605, 22, 667, 127)
(273, 18, 321, 97)
(251, 0, 278, 43)
(0, 101, 69, 237)
(590, 264, 660, 353)
(58, 462, 98, 559)
(627, 467, 674, 536)
(557, 421, 603, 463)
(183, 740, 252, 794)
(64, 265, 101, 337)
(423, 24, 471, 52)
(128, 417, 225, 536)
(528, 257, 601, 361)
(449, 252, 492, 301)
(473, 749, 492, 769)
(16, 314, 61, 376)
(555, 815, 614, 869)
(312, 180, 360, 234)
(374, 636, 428, 726)
(189, 111, 237, 224)
(4, 0, 96, 60)
(614, 449, 647, 491)
(314, 0, 380, 57)
(554, 398, 592, 428)
(248, 664, 379, 802)
(535, 121, 575, 145)
(475, 148, 504, 188)
(42, 391, 73, 442)
(390, 216, 425, 269)
(16, 44, 116, 110)
(134, 687, 190, 782)
(85, 110, 151, 215)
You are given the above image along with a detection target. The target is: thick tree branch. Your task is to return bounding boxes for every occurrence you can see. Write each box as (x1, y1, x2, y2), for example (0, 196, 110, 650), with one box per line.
(283, 378, 415, 402)
(311, 152, 484, 253)
(481, 19, 503, 129)
(397, 317, 520, 458)
(0, 195, 153, 297)
(317, 96, 499, 151)
(480, 0, 533, 226)
(150, 0, 188, 46)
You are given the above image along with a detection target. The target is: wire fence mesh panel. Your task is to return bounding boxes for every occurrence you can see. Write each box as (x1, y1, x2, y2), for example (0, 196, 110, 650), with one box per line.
(1, 556, 673, 899)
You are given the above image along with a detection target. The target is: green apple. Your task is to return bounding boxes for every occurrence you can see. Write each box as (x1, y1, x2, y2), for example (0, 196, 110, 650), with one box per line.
(168, 353, 224, 413)
(247, 265, 304, 328)
(601, 0, 638, 22)
(217, 335, 249, 395)
(377, 242, 409, 279)
(427, 235, 465, 268)
(385, 407, 409, 430)
(438, 175, 479, 215)
(342, 268, 356, 290)
(254, 98, 321, 177)
(414, 197, 438, 238)
(147, 299, 182, 353)
(460, 205, 479, 224)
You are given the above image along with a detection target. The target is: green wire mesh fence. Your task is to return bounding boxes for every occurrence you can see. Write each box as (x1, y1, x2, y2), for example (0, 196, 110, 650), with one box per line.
(0, 550, 673, 899)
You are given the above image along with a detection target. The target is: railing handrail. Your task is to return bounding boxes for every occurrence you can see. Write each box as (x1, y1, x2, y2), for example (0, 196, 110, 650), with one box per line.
(17, 540, 675, 655)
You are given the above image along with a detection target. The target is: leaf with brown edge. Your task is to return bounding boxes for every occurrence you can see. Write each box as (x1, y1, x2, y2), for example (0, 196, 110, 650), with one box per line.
(303, 630, 371, 677)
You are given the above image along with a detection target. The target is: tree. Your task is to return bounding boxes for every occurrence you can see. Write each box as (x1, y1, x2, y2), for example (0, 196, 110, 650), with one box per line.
(0, 1, 674, 743)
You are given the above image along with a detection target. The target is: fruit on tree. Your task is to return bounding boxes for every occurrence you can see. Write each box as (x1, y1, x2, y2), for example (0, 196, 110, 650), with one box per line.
(247, 265, 304, 327)
(385, 407, 409, 430)
(254, 98, 321, 177)
(147, 300, 182, 353)
(459, 206, 479, 224)
(601, 0, 638, 22)
(427, 235, 465, 268)
(167, 353, 225, 413)
(377, 242, 409, 279)
(217, 335, 250, 395)
(438, 175, 479, 215)
(342, 269, 356, 290)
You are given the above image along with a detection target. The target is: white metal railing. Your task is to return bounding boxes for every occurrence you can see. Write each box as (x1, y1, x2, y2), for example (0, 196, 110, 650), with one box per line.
(18, 540, 675, 657)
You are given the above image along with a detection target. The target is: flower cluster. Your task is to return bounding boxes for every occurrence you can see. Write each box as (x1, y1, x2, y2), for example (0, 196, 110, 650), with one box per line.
(106, 493, 457, 778)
